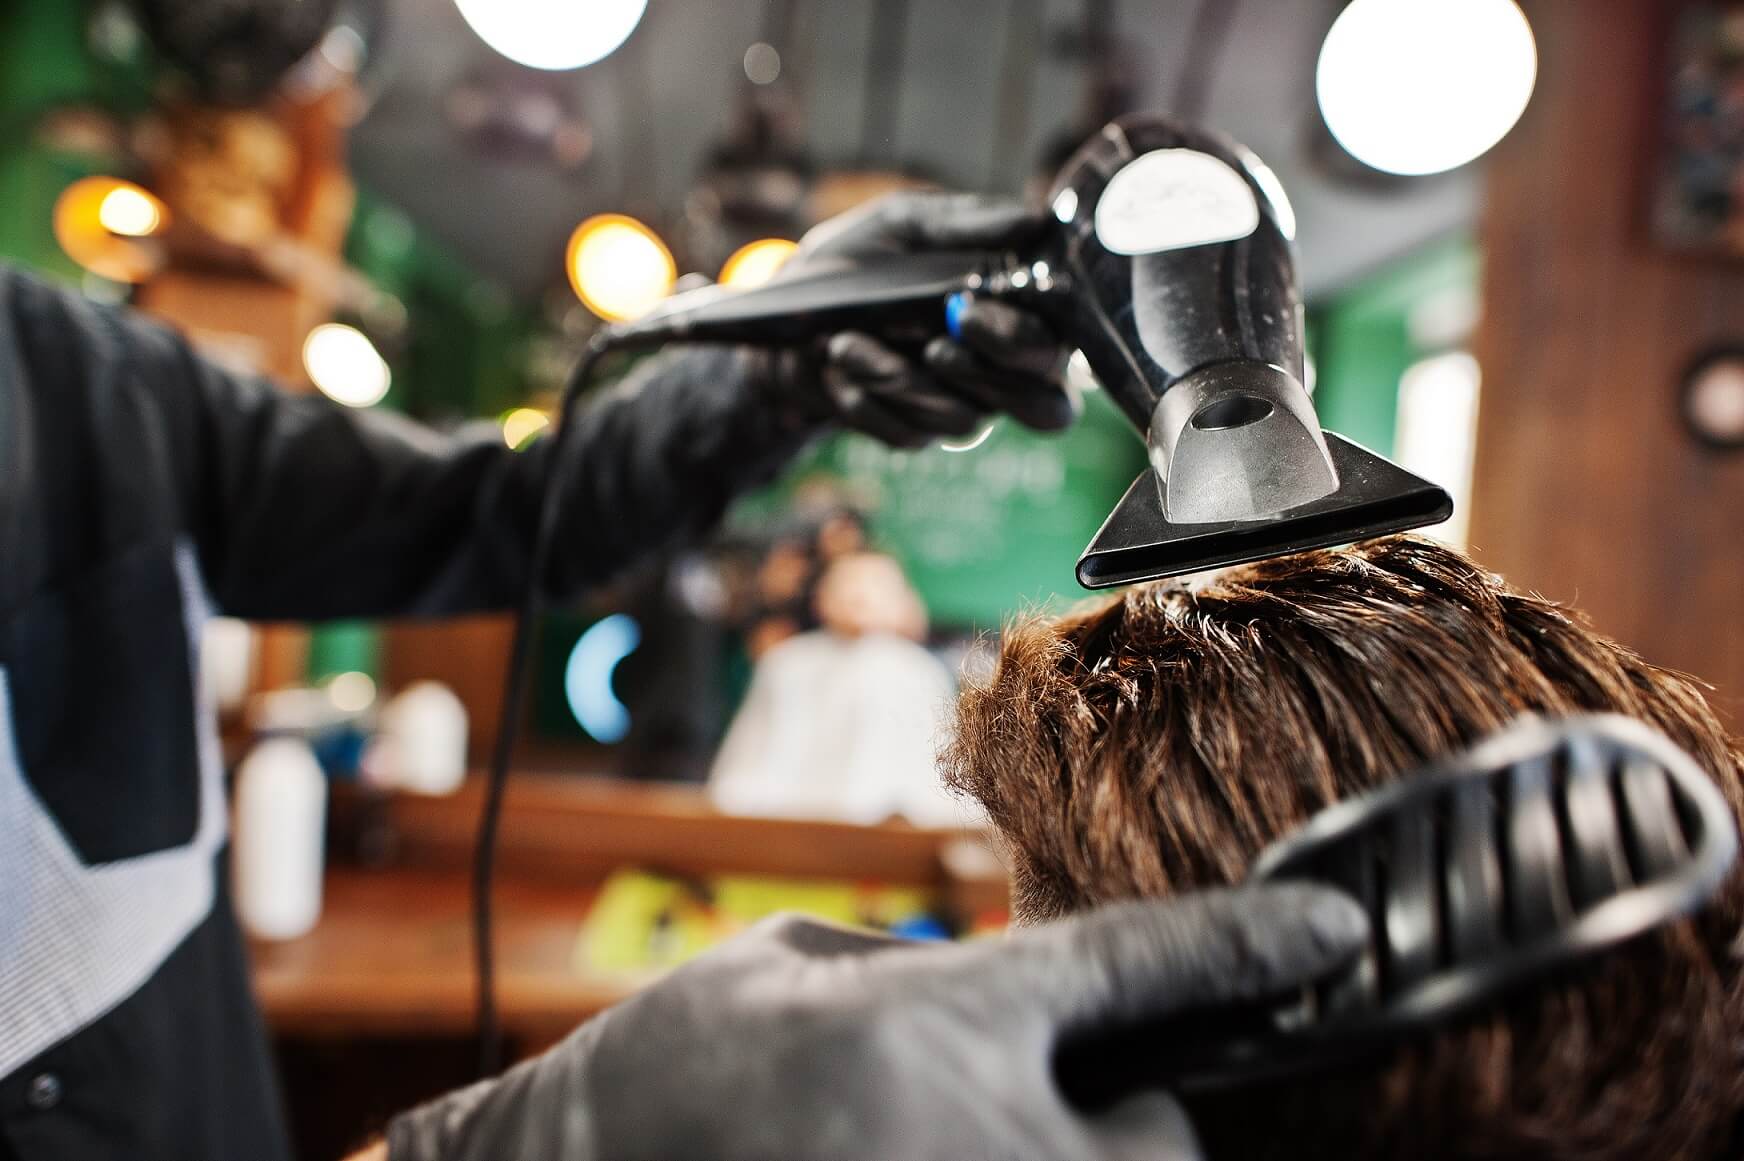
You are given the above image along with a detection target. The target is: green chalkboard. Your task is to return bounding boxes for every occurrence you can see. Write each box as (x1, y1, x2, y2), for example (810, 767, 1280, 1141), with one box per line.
(729, 387, 1148, 630)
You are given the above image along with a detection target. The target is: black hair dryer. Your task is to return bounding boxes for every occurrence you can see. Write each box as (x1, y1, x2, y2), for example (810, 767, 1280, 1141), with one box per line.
(1041, 116, 1451, 584)
(606, 115, 1451, 587)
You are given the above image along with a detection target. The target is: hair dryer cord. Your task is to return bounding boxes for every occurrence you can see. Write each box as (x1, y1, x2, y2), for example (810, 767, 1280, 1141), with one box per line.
(472, 332, 618, 1077)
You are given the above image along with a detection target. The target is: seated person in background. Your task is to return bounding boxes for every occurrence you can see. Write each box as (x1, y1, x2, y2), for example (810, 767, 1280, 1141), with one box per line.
(943, 536, 1744, 1161)
(711, 551, 967, 827)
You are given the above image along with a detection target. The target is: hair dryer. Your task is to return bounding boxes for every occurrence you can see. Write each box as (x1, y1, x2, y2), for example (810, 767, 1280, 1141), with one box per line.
(471, 115, 1461, 1075)
(602, 114, 1451, 585)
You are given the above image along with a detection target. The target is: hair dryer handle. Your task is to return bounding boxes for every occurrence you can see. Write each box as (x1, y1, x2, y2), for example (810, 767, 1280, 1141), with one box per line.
(611, 250, 1002, 348)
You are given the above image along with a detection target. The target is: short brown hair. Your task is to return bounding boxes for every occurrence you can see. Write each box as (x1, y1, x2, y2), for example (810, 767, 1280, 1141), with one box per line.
(944, 537, 1744, 1160)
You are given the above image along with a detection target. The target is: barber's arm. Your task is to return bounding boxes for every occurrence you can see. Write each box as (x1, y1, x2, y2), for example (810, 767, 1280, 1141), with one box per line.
(40, 192, 1073, 622)
(380, 885, 1365, 1161)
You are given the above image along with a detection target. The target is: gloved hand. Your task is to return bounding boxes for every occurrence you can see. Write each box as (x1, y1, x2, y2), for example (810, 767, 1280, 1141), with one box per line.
(751, 191, 1079, 448)
(385, 885, 1365, 1161)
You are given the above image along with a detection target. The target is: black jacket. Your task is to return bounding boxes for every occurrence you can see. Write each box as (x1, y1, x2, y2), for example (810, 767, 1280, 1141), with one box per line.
(0, 266, 810, 1160)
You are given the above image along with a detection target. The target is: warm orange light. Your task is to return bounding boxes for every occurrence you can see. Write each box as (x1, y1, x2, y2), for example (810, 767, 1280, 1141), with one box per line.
(501, 407, 551, 449)
(97, 184, 166, 236)
(54, 177, 169, 283)
(718, 237, 797, 289)
(566, 213, 676, 322)
(303, 323, 391, 407)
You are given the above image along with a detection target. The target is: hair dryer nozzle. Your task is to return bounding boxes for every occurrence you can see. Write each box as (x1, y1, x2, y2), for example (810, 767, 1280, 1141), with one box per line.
(1151, 362, 1338, 524)
(1076, 434, 1453, 587)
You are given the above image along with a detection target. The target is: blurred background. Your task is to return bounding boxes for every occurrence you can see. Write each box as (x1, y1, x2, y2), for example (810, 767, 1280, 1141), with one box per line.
(5, 0, 1743, 1154)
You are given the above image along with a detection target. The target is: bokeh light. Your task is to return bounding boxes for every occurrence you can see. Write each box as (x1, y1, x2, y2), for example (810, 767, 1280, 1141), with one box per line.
(1316, 0, 1536, 176)
(452, 0, 647, 71)
(501, 407, 551, 449)
(743, 42, 781, 85)
(565, 614, 641, 743)
(566, 213, 677, 322)
(326, 671, 377, 714)
(303, 323, 392, 408)
(53, 177, 168, 283)
(96, 183, 166, 236)
(718, 237, 798, 289)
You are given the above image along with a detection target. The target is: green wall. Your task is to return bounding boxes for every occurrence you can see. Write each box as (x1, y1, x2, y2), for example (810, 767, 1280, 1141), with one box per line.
(730, 387, 1148, 630)
(1308, 236, 1480, 456)
(0, 0, 153, 281)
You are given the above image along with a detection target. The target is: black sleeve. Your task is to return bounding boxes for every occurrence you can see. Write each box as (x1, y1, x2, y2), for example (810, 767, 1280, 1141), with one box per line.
(4, 267, 816, 619)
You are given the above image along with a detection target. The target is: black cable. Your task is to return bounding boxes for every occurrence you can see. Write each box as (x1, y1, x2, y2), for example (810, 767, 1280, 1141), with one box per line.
(472, 331, 618, 1077)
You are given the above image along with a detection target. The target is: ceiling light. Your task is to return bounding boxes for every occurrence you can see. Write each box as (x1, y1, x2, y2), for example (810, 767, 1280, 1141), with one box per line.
(743, 42, 781, 85)
(718, 237, 797, 289)
(53, 177, 167, 282)
(303, 323, 391, 407)
(567, 213, 676, 322)
(1316, 0, 1536, 176)
(96, 183, 166, 236)
(452, 0, 647, 71)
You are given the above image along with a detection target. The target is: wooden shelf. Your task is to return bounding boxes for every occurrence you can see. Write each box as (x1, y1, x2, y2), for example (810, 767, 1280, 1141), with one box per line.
(368, 772, 994, 885)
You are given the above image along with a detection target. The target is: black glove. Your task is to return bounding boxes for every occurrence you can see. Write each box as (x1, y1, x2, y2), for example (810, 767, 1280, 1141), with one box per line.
(385, 885, 1365, 1161)
(751, 191, 1079, 448)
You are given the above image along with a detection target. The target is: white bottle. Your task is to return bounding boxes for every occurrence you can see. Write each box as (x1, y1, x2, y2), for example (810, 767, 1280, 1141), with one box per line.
(232, 736, 327, 940)
(375, 681, 468, 795)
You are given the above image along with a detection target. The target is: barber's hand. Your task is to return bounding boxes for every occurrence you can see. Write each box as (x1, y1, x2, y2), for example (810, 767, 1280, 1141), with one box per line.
(754, 191, 1079, 448)
(385, 885, 1365, 1161)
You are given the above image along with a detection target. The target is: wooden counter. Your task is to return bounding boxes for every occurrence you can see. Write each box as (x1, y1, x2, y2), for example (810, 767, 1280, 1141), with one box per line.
(251, 774, 1008, 1046)
(255, 776, 1008, 1157)
(251, 866, 633, 1045)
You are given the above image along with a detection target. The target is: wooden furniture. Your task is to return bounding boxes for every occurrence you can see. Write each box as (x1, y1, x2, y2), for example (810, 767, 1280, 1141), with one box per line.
(1470, 0, 1744, 715)
(253, 775, 1006, 1043)
(252, 867, 619, 1046)
(251, 775, 1007, 1157)
(379, 616, 517, 767)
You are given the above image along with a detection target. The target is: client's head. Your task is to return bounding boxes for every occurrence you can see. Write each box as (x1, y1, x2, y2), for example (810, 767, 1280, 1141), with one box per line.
(944, 536, 1744, 1161)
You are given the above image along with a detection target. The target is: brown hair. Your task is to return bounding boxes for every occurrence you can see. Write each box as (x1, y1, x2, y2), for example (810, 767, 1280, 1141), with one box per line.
(944, 537, 1744, 1160)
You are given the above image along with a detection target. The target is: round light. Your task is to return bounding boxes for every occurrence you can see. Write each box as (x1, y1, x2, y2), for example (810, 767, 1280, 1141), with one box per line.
(501, 407, 551, 449)
(1682, 350, 1744, 450)
(1316, 0, 1536, 176)
(302, 323, 391, 407)
(326, 671, 377, 714)
(743, 42, 781, 85)
(565, 613, 641, 743)
(718, 237, 798, 289)
(566, 213, 676, 322)
(452, 0, 647, 71)
(53, 177, 167, 283)
(97, 184, 166, 237)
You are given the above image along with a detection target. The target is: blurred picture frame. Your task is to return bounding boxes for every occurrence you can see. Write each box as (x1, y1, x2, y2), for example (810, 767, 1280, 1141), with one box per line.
(1654, 3, 1744, 253)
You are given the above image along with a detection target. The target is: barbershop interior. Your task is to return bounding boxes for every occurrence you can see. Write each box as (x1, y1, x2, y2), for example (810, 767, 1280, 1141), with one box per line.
(5, 1, 1744, 1159)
